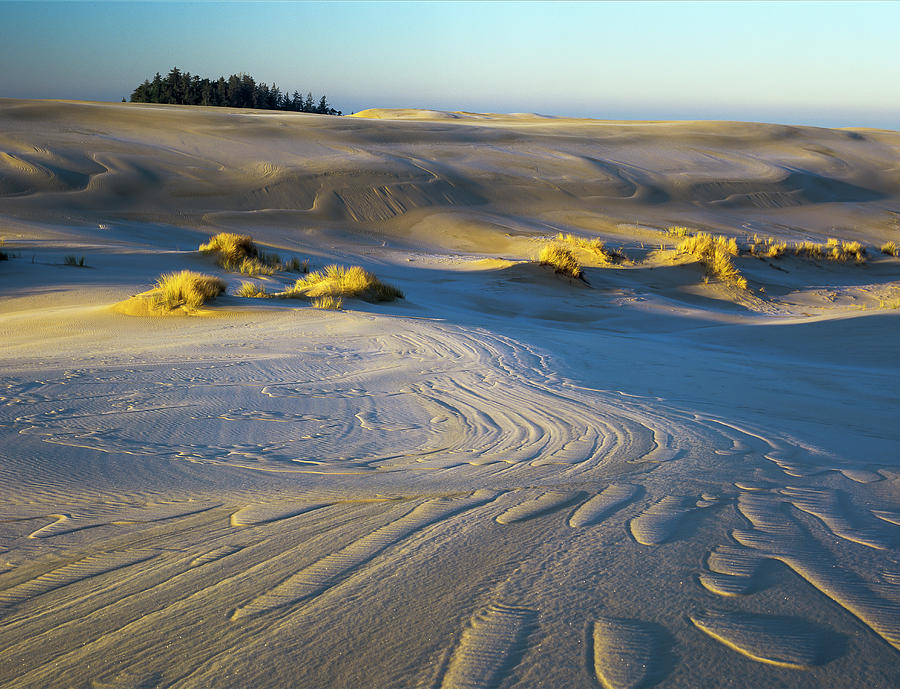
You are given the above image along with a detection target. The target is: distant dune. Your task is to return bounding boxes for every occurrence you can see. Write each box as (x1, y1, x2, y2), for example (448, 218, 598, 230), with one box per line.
(1, 99, 899, 689)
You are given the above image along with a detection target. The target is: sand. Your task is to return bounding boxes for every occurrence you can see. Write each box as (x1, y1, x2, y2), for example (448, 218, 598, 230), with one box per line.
(0, 99, 898, 688)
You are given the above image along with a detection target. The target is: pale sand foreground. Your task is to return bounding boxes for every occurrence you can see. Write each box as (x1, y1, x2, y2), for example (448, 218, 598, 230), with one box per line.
(0, 99, 899, 688)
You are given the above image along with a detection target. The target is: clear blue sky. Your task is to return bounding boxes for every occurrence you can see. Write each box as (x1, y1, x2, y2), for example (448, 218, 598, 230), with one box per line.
(1, 1, 898, 129)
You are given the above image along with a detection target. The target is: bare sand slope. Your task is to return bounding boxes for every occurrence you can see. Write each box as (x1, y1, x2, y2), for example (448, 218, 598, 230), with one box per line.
(0, 100, 899, 688)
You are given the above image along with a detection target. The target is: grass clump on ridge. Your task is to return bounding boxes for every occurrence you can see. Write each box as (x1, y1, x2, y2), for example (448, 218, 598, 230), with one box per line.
(199, 232, 304, 275)
(555, 233, 627, 264)
(676, 232, 748, 289)
(284, 265, 403, 302)
(881, 241, 899, 257)
(748, 235, 787, 259)
(151, 270, 226, 310)
(538, 243, 583, 280)
(200, 232, 258, 263)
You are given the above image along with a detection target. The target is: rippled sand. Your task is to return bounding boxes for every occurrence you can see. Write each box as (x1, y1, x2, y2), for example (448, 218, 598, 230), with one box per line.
(0, 100, 898, 688)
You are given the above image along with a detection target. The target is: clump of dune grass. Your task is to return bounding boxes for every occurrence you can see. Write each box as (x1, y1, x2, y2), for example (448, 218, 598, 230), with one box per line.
(664, 226, 693, 238)
(748, 235, 787, 258)
(200, 232, 297, 274)
(826, 238, 866, 263)
(151, 270, 226, 310)
(235, 281, 270, 298)
(677, 232, 747, 289)
(538, 243, 583, 280)
(284, 265, 403, 302)
(311, 295, 343, 310)
(881, 241, 899, 257)
(792, 241, 824, 260)
(199, 232, 258, 263)
(64, 255, 86, 267)
(555, 233, 627, 264)
(790, 239, 866, 263)
(235, 257, 276, 276)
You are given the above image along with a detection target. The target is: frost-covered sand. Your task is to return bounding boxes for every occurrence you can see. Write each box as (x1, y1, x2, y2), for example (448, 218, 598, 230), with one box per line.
(1, 99, 899, 688)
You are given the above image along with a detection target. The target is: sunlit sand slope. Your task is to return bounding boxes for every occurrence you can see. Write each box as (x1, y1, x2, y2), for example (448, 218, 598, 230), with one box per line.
(1, 100, 899, 688)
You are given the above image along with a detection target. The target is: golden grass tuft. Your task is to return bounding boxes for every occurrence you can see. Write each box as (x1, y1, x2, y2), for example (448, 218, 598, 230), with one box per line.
(199, 232, 258, 263)
(235, 281, 270, 298)
(311, 295, 343, 310)
(791, 239, 866, 263)
(538, 243, 583, 279)
(792, 241, 824, 259)
(881, 241, 899, 257)
(285, 265, 403, 302)
(826, 238, 866, 263)
(555, 233, 627, 264)
(676, 232, 747, 289)
(664, 226, 693, 237)
(748, 234, 787, 258)
(152, 270, 226, 310)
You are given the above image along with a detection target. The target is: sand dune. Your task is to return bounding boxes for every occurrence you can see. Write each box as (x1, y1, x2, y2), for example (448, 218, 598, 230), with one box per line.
(1, 99, 899, 688)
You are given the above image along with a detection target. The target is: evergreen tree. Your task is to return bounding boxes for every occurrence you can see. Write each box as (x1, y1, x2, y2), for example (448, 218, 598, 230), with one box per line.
(128, 68, 341, 115)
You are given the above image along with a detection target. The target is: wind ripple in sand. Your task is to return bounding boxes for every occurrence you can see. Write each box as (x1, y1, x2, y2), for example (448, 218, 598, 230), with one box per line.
(230, 502, 331, 526)
(690, 610, 827, 669)
(732, 491, 900, 651)
(569, 484, 640, 527)
(629, 496, 697, 546)
(233, 491, 498, 618)
(698, 545, 767, 597)
(781, 486, 892, 549)
(592, 617, 661, 689)
(495, 491, 579, 525)
(27, 503, 219, 538)
(439, 603, 537, 689)
(0, 550, 156, 614)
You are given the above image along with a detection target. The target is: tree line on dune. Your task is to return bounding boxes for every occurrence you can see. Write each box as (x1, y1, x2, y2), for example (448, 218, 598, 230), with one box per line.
(129, 67, 341, 115)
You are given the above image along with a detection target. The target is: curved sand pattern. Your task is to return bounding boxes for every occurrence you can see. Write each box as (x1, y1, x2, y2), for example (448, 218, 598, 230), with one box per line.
(0, 100, 899, 688)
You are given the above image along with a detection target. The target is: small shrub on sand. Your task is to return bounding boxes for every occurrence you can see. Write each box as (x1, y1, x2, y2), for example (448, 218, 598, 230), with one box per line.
(235, 281, 270, 298)
(539, 244, 582, 279)
(311, 295, 343, 310)
(285, 265, 403, 302)
(665, 226, 693, 238)
(555, 233, 627, 263)
(64, 255, 86, 267)
(152, 270, 226, 310)
(881, 241, 899, 257)
(677, 232, 747, 289)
